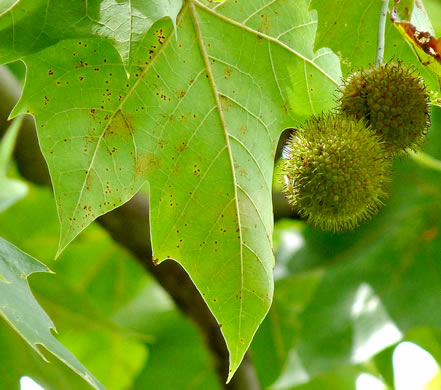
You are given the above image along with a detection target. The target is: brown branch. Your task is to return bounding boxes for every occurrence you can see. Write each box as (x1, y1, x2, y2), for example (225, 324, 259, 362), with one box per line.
(0, 66, 261, 390)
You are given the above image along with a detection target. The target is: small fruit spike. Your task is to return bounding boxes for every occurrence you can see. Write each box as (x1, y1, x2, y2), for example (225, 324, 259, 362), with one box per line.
(339, 61, 431, 155)
(280, 114, 390, 232)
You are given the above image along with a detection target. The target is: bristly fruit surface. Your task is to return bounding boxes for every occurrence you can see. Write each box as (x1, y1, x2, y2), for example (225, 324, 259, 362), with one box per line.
(339, 61, 430, 155)
(280, 114, 390, 232)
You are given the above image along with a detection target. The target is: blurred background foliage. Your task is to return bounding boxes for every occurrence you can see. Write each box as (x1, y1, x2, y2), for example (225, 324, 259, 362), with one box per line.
(2, 0, 441, 389)
(252, 105, 441, 389)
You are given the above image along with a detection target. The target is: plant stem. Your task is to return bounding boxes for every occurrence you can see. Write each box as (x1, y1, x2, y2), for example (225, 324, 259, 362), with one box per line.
(376, 0, 389, 66)
(409, 150, 441, 173)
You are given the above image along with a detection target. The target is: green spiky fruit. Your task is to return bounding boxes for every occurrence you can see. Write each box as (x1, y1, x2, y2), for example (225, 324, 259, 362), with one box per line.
(281, 114, 390, 231)
(339, 61, 430, 155)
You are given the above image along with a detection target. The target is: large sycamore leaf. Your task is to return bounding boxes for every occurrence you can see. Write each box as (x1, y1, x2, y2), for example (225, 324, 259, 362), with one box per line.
(9, 0, 340, 377)
(0, 237, 104, 390)
(0, 0, 183, 71)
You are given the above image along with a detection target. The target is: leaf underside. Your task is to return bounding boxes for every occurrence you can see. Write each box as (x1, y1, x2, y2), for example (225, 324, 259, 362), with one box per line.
(8, 0, 340, 378)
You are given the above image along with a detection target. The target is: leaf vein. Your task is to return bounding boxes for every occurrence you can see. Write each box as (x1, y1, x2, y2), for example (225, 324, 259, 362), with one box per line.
(236, 184, 272, 246)
(228, 134, 271, 193)
(195, 0, 338, 85)
(158, 144, 228, 248)
(276, 20, 318, 40)
(243, 242, 266, 271)
(218, 92, 272, 142)
(242, 0, 278, 25)
(191, 1, 245, 366)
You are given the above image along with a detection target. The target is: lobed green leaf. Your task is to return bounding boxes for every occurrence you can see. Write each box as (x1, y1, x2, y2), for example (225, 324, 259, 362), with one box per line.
(7, 0, 340, 378)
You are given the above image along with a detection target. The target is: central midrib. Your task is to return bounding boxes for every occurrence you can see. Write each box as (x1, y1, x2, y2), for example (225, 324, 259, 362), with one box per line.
(189, 1, 245, 373)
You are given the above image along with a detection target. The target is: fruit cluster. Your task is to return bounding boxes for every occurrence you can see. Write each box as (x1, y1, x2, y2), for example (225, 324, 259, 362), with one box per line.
(340, 62, 430, 155)
(281, 61, 431, 231)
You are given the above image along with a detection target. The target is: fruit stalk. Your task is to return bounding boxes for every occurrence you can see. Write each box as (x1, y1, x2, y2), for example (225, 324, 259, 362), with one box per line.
(376, 0, 389, 65)
(409, 150, 441, 174)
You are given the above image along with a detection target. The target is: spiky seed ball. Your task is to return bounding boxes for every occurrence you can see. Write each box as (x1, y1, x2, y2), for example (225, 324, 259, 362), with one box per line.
(280, 114, 390, 231)
(339, 61, 430, 155)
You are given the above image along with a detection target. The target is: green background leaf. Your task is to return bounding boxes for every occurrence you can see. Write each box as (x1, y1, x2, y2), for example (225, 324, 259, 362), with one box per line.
(0, 236, 104, 390)
(311, 0, 440, 92)
(0, 185, 149, 389)
(424, 0, 441, 36)
(391, 1, 441, 84)
(0, 0, 183, 71)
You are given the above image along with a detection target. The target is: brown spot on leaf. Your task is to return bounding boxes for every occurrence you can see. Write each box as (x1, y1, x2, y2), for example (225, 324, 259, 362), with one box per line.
(154, 28, 166, 45)
(175, 90, 186, 98)
(136, 152, 161, 176)
(219, 95, 232, 112)
(104, 110, 135, 140)
(85, 169, 95, 190)
(224, 67, 233, 79)
(176, 141, 187, 153)
(193, 164, 201, 176)
(258, 14, 270, 34)
(281, 100, 291, 114)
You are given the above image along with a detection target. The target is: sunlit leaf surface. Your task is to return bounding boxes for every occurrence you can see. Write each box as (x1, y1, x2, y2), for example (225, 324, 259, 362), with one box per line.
(7, 0, 340, 376)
